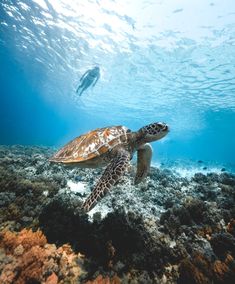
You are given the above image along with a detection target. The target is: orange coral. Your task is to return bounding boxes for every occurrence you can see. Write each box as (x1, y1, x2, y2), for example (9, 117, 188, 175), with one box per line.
(197, 226, 213, 239)
(225, 253, 234, 265)
(227, 219, 235, 235)
(212, 253, 235, 282)
(45, 272, 58, 284)
(0, 229, 84, 284)
(213, 260, 229, 281)
(193, 253, 212, 276)
(0, 228, 47, 253)
(178, 252, 235, 284)
(86, 274, 121, 284)
(179, 258, 210, 284)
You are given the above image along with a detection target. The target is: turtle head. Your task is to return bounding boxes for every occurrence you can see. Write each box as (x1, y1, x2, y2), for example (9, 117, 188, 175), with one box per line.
(138, 122, 169, 143)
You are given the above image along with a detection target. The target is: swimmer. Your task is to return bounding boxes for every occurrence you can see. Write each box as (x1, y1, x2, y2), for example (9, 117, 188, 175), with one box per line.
(76, 66, 100, 96)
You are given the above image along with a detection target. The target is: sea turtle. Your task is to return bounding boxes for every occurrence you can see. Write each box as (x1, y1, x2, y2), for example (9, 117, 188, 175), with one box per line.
(50, 122, 169, 212)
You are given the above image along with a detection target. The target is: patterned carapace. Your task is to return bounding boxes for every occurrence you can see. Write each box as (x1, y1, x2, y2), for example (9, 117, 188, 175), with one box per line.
(50, 126, 129, 163)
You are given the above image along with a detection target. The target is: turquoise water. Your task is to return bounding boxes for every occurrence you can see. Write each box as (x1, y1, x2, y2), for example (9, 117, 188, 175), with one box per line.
(0, 0, 235, 167)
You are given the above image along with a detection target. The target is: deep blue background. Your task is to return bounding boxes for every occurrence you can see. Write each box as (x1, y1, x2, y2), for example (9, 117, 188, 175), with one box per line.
(0, 0, 235, 168)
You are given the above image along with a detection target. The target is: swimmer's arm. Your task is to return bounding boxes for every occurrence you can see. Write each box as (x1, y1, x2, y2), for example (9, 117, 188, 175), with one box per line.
(92, 73, 100, 87)
(80, 70, 90, 81)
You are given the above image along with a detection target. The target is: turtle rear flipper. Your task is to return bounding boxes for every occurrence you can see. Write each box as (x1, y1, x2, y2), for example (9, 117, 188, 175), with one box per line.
(135, 143, 153, 185)
(82, 150, 130, 212)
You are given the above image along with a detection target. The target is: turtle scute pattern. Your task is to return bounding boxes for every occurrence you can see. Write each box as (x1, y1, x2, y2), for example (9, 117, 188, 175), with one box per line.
(82, 151, 130, 212)
(51, 126, 129, 163)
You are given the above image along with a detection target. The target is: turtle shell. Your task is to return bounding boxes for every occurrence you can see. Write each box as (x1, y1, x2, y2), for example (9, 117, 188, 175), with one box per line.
(50, 125, 130, 164)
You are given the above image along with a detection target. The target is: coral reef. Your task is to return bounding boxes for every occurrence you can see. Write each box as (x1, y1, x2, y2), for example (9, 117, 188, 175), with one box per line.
(0, 146, 71, 231)
(0, 145, 235, 283)
(0, 228, 84, 284)
(86, 274, 121, 284)
(178, 252, 235, 284)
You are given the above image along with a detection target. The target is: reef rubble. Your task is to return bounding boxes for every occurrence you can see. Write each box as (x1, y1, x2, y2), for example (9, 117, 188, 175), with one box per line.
(0, 145, 235, 283)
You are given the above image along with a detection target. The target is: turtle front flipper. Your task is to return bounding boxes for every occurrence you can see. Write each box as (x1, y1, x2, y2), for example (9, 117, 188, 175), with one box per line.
(135, 143, 153, 185)
(82, 150, 130, 212)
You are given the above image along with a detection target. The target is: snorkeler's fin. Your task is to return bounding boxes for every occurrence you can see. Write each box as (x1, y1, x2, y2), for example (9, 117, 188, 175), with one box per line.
(82, 150, 130, 212)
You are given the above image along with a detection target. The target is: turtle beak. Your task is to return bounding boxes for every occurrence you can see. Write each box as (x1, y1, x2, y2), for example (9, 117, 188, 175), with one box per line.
(163, 124, 169, 132)
(156, 122, 169, 133)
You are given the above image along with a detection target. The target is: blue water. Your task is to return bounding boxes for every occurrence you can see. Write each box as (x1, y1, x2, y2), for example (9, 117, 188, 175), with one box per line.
(0, 0, 235, 168)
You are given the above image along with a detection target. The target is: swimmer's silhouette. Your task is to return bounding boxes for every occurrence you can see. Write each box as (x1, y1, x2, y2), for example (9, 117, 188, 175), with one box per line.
(76, 66, 100, 96)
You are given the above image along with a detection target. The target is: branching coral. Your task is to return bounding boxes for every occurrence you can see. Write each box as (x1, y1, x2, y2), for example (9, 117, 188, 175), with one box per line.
(0, 229, 85, 284)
